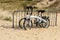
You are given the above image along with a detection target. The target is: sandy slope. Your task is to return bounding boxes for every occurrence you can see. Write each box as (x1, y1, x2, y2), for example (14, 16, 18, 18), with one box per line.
(34, 0, 56, 9)
(0, 10, 60, 40)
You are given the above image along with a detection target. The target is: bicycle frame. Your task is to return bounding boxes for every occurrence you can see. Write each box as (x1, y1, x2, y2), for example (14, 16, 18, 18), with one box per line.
(19, 6, 50, 30)
(25, 15, 47, 23)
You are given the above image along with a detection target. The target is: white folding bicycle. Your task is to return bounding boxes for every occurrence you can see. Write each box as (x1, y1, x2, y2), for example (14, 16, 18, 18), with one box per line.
(19, 6, 50, 30)
(19, 13, 50, 30)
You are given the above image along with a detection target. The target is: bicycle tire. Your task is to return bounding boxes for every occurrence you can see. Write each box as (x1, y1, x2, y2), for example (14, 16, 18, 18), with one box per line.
(19, 18, 33, 30)
(23, 20, 33, 30)
(42, 19, 50, 28)
(19, 18, 26, 29)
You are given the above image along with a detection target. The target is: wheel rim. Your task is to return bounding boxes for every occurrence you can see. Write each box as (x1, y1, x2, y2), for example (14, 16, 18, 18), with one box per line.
(42, 19, 50, 28)
(19, 18, 25, 29)
(24, 20, 32, 30)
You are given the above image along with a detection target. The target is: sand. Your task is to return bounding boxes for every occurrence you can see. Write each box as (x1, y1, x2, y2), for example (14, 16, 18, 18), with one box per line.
(0, 10, 60, 40)
(0, 26, 60, 40)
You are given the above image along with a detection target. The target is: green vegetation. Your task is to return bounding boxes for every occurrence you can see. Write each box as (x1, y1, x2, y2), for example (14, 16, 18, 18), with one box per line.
(0, 0, 16, 3)
(0, 1, 34, 10)
(0, 0, 39, 10)
(26, 0, 33, 1)
(4, 17, 12, 21)
(0, 0, 59, 10)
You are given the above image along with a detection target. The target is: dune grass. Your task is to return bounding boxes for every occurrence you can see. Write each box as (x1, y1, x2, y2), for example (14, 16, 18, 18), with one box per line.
(3, 17, 12, 21)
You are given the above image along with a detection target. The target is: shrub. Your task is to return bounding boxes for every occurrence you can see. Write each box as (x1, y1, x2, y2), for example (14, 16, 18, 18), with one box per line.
(4, 17, 12, 21)
(26, 0, 33, 1)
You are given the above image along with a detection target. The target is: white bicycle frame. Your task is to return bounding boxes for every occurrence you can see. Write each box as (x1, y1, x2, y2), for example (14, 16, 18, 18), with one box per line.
(25, 15, 47, 23)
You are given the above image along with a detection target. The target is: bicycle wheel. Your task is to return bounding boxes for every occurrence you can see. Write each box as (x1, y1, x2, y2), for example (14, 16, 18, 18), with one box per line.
(19, 18, 33, 30)
(23, 20, 33, 30)
(34, 18, 40, 27)
(19, 18, 26, 29)
(42, 19, 50, 28)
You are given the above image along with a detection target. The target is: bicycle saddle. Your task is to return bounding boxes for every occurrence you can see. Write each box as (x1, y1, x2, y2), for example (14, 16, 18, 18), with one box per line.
(42, 16, 49, 19)
(25, 6, 37, 9)
(25, 6, 33, 9)
(37, 10, 45, 13)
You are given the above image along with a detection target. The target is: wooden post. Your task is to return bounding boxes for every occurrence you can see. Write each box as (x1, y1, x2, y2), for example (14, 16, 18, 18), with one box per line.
(55, 12, 57, 26)
(12, 11, 15, 28)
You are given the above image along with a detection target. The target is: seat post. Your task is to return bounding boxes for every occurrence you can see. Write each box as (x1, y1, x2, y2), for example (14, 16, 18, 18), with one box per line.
(27, 8, 29, 15)
(25, 6, 33, 15)
(37, 10, 45, 17)
(41, 12, 42, 17)
(30, 7, 33, 15)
